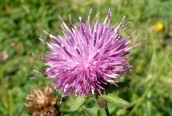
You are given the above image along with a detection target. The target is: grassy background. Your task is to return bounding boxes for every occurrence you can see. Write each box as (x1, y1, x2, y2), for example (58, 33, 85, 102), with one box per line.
(0, 0, 172, 115)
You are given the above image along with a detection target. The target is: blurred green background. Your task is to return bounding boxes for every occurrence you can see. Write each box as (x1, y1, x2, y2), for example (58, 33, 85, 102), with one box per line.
(0, 0, 172, 115)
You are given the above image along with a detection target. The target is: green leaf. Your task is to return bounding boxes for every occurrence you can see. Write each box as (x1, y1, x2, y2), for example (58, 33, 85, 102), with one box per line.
(102, 93, 130, 107)
(82, 106, 97, 116)
(69, 96, 86, 112)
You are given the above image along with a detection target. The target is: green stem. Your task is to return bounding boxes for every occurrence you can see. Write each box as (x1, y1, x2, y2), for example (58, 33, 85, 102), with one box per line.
(104, 105, 110, 116)
(8, 90, 13, 116)
(94, 96, 110, 116)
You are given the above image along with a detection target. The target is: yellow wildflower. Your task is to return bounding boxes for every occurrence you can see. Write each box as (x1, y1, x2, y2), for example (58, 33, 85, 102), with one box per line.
(155, 22, 164, 33)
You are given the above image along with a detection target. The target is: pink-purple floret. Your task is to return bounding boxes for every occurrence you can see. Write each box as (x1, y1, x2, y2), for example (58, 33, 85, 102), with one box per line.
(35, 10, 141, 96)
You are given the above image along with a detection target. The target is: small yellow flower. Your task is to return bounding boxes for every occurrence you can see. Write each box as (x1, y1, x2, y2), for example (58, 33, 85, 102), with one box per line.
(155, 22, 164, 33)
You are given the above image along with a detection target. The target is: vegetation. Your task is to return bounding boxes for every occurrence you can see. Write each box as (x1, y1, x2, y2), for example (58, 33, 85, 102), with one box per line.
(0, 0, 172, 115)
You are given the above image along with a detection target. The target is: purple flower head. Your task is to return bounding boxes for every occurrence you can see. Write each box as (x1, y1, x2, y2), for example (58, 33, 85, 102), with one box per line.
(34, 10, 142, 96)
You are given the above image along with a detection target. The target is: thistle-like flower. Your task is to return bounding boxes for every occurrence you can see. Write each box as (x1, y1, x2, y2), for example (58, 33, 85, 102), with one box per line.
(34, 10, 142, 96)
(25, 86, 61, 116)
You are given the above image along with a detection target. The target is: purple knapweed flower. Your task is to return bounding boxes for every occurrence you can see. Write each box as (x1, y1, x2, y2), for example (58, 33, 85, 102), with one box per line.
(33, 10, 142, 96)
